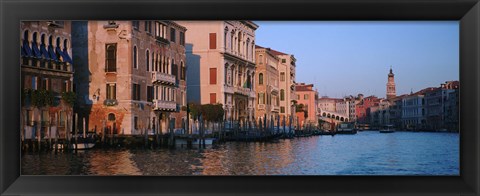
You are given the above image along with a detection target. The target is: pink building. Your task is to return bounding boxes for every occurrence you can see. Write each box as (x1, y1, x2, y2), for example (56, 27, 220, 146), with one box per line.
(295, 83, 319, 128)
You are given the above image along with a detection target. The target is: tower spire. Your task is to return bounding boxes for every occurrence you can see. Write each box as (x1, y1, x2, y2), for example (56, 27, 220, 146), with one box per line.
(386, 66, 396, 100)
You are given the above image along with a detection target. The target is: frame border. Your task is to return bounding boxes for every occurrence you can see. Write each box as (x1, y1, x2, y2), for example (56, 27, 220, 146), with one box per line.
(1, 0, 479, 195)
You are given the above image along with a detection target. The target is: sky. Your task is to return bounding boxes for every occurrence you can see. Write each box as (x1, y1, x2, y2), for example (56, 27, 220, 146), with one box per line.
(254, 21, 459, 99)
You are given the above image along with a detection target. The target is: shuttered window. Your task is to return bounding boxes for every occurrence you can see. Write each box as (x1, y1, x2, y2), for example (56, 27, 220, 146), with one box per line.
(209, 33, 216, 49)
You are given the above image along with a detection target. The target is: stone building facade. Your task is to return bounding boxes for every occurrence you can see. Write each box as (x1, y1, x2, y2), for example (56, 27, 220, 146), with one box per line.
(255, 46, 280, 122)
(21, 21, 74, 139)
(177, 21, 258, 124)
(72, 21, 187, 135)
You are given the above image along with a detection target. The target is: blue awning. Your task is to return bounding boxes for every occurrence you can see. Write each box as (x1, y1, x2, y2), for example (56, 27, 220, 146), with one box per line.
(56, 46, 65, 62)
(31, 42, 42, 58)
(48, 45, 58, 61)
(62, 48, 73, 64)
(22, 41, 33, 57)
(40, 44, 50, 60)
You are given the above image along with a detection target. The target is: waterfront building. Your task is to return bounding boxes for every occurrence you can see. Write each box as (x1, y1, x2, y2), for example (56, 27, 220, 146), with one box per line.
(444, 86, 459, 131)
(176, 21, 258, 123)
(295, 83, 319, 128)
(401, 88, 436, 130)
(255, 46, 280, 122)
(272, 49, 297, 124)
(355, 95, 379, 128)
(368, 99, 391, 128)
(388, 94, 406, 129)
(318, 96, 339, 112)
(72, 21, 187, 135)
(386, 67, 396, 100)
(424, 81, 459, 130)
(335, 99, 350, 118)
(21, 21, 74, 140)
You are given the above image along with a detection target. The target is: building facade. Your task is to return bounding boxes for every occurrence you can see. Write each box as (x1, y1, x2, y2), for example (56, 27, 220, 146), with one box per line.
(177, 21, 258, 124)
(255, 46, 280, 122)
(295, 83, 319, 127)
(272, 50, 297, 124)
(21, 21, 74, 140)
(72, 21, 187, 135)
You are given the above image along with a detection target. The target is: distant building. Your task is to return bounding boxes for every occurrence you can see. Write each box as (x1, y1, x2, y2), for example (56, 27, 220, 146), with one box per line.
(355, 95, 380, 127)
(401, 88, 436, 130)
(424, 81, 459, 130)
(21, 21, 74, 140)
(177, 21, 258, 123)
(295, 83, 319, 128)
(72, 21, 187, 135)
(255, 46, 280, 122)
(369, 99, 391, 128)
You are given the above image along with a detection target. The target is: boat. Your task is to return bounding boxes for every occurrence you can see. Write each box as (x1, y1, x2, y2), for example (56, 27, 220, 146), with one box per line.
(379, 125, 395, 133)
(70, 133, 97, 150)
(336, 122, 357, 134)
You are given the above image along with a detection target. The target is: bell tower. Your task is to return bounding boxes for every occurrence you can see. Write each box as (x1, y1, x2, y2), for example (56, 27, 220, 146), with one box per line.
(386, 66, 396, 100)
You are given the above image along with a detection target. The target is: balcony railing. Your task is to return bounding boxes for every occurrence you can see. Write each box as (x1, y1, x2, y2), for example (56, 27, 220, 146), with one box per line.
(271, 85, 279, 94)
(104, 99, 118, 106)
(21, 57, 73, 72)
(155, 36, 170, 45)
(234, 86, 255, 97)
(153, 99, 177, 111)
(258, 104, 266, 110)
(152, 72, 176, 85)
(224, 84, 234, 94)
(273, 105, 280, 112)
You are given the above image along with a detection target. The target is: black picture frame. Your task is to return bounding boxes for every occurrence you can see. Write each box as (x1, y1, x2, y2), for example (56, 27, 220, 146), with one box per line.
(1, 0, 479, 195)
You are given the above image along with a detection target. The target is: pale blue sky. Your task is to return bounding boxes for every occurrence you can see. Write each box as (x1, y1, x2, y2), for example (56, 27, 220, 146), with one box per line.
(255, 21, 459, 98)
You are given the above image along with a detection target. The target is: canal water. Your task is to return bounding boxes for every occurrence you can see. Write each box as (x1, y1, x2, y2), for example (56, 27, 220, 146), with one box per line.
(21, 131, 459, 175)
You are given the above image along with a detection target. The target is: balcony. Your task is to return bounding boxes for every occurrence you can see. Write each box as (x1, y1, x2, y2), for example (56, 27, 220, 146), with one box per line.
(258, 104, 266, 110)
(103, 99, 118, 106)
(152, 72, 176, 85)
(271, 85, 279, 94)
(224, 84, 234, 94)
(234, 86, 251, 96)
(153, 99, 177, 111)
(273, 105, 280, 112)
(155, 36, 170, 45)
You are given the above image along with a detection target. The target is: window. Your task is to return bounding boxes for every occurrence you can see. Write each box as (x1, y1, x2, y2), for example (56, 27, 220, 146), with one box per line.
(105, 44, 117, 72)
(144, 21, 152, 34)
(280, 72, 285, 81)
(31, 76, 37, 90)
(280, 89, 285, 101)
(133, 46, 138, 69)
(304, 94, 309, 100)
(147, 86, 154, 102)
(42, 78, 49, 90)
(132, 83, 141, 101)
(297, 94, 300, 100)
(210, 93, 216, 104)
(259, 55, 263, 64)
(180, 62, 186, 80)
(170, 28, 176, 42)
(281, 106, 285, 113)
(146, 50, 150, 71)
(106, 83, 116, 99)
(134, 116, 138, 129)
(259, 73, 263, 85)
(209, 33, 216, 49)
(180, 31, 185, 46)
(258, 93, 265, 104)
(108, 113, 116, 121)
(132, 21, 140, 30)
(210, 68, 217, 84)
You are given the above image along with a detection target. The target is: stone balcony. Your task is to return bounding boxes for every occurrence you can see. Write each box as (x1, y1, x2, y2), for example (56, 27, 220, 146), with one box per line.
(270, 85, 279, 94)
(224, 84, 234, 94)
(273, 105, 280, 112)
(153, 99, 177, 111)
(152, 72, 176, 85)
(258, 104, 266, 110)
(234, 86, 253, 97)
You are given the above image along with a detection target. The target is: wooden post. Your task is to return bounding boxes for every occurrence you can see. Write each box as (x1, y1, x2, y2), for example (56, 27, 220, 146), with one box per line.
(74, 113, 78, 153)
(83, 117, 86, 139)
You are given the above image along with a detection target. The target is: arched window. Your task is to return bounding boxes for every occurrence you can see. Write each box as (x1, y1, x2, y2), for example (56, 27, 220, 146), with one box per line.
(181, 61, 186, 80)
(108, 113, 116, 121)
(258, 54, 263, 64)
(105, 44, 117, 72)
(133, 46, 137, 69)
(146, 50, 150, 71)
(280, 89, 285, 101)
(259, 73, 263, 85)
(55, 37, 62, 60)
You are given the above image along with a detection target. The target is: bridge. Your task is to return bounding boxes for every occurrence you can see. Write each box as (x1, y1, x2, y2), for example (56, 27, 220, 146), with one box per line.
(317, 110, 349, 123)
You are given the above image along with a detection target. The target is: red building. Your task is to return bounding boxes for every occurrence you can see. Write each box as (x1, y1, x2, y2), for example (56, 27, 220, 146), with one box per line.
(355, 95, 380, 127)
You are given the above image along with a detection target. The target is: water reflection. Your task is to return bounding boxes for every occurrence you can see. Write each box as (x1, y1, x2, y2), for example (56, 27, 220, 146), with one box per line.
(22, 131, 459, 176)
